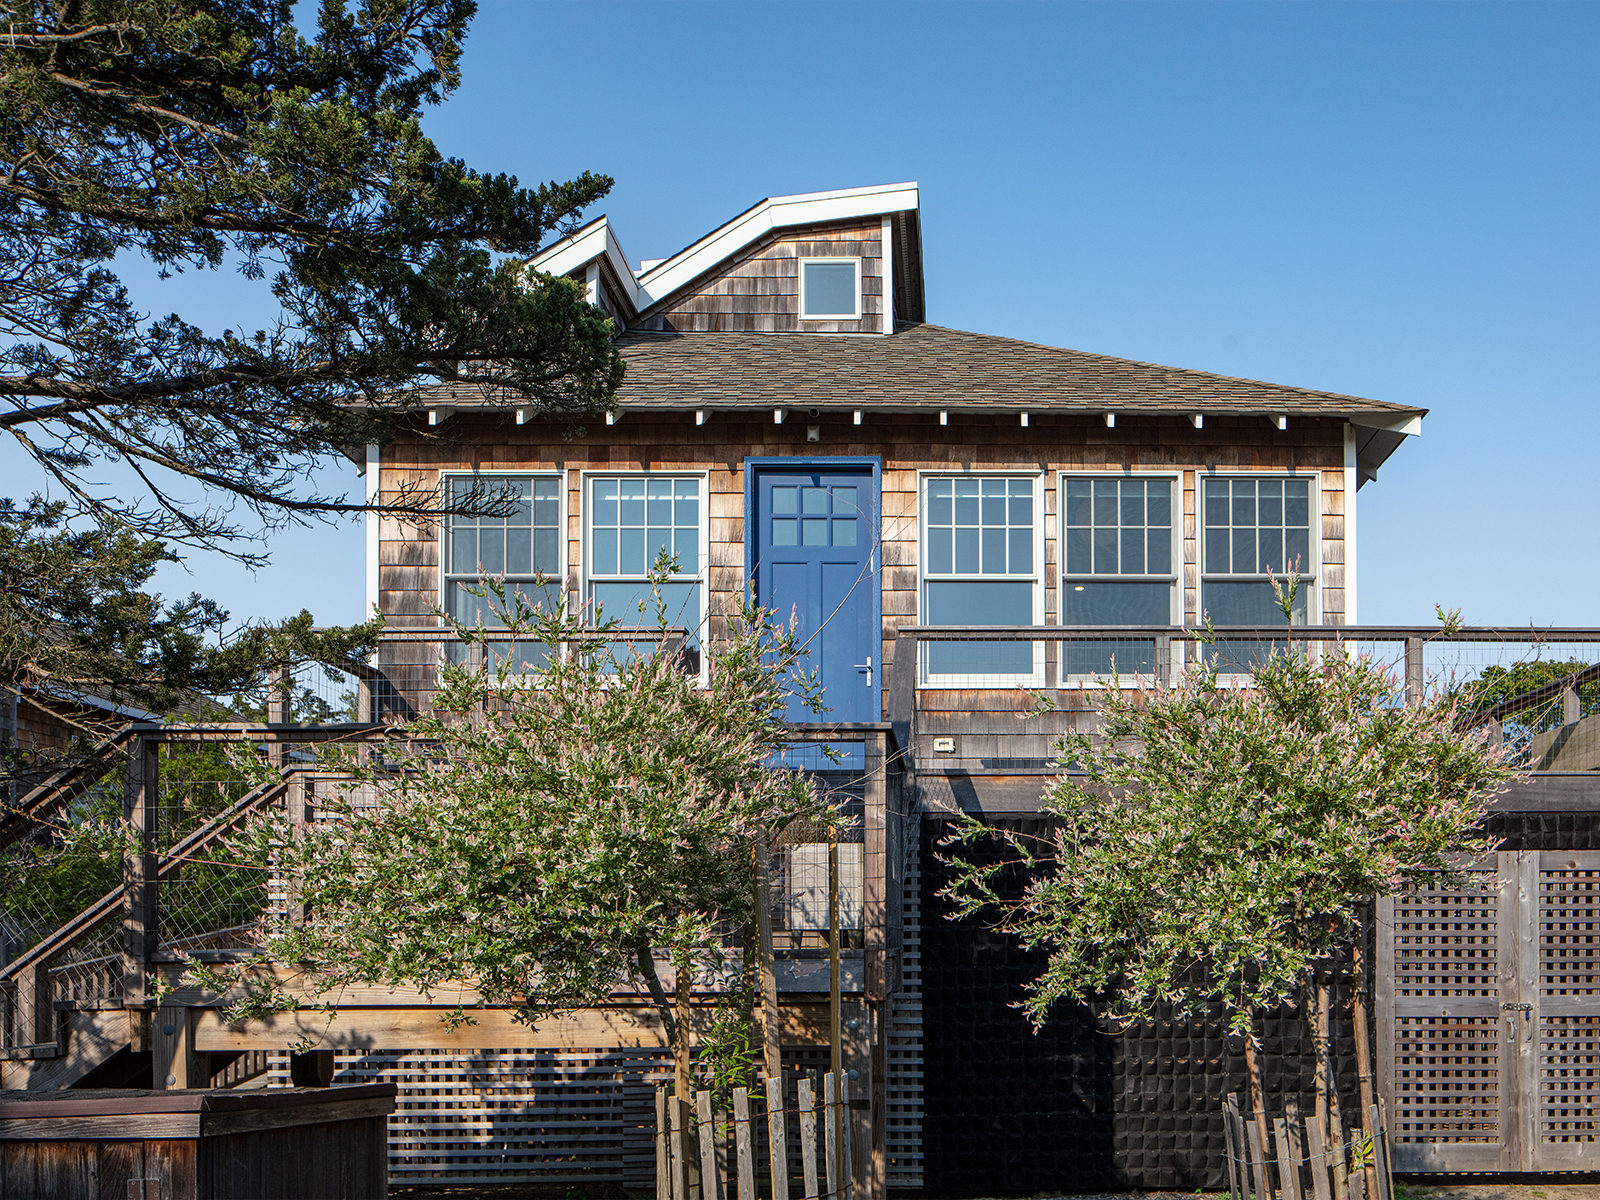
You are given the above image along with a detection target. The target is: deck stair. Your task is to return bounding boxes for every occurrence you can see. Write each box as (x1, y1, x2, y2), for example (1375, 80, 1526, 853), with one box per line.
(0, 766, 297, 1088)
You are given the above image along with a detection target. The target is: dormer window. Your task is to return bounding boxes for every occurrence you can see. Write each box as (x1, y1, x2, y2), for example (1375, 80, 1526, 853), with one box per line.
(799, 258, 861, 319)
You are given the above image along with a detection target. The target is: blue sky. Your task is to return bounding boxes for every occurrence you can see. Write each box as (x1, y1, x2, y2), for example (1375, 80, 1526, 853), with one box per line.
(8, 1, 1597, 629)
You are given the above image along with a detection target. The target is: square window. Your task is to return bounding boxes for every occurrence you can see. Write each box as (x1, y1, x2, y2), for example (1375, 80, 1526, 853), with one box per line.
(800, 259, 861, 319)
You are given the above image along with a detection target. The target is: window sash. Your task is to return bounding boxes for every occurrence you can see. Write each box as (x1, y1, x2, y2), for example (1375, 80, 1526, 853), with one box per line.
(441, 475, 564, 627)
(919, 474, 1043, 684)
(798, 258, 862, 320)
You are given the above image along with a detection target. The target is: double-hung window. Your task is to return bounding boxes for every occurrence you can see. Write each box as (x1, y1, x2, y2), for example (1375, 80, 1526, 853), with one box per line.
(441, 475, 563, 670)
(1202, 476, 1314, 669)
(920, 475, 1042, 683)
(586, 475, 706, 671)
(1060, 476, 1178, 678)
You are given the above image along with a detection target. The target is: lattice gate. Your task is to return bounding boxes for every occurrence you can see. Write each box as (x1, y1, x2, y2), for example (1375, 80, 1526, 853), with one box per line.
(1379, 850, 1600, 1173)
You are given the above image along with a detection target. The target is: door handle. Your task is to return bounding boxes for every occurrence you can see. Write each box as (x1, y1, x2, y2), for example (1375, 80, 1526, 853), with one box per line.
(856, 656, 872, 687)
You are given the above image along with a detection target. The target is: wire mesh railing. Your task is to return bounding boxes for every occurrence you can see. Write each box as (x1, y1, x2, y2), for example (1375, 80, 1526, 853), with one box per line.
(890, 624, 1600, 774)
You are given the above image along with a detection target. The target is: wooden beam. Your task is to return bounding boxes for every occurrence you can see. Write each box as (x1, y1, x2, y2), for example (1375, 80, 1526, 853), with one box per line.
(1272, 414, 1288, 430)
(695, 410, 709, 426)
(1019, 412, 1028, 427)
(774, 408, 787, 424)
(1103, 412, 1115, 427)
(194, 1000, 838, 1052)
(1189, 413, 1204, 429)
(606, 410, 622, 425)
(938, 411, 947, 425)
(853, 410, 863, 425)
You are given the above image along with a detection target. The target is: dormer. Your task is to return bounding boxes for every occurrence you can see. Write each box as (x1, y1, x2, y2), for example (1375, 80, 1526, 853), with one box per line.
(525, 183, 925, 336)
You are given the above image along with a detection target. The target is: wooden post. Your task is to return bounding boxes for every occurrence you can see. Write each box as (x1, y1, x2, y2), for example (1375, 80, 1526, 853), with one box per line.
(840, 1074, 853, 1200)
(766, 1075, 789, 1200)
(823, 1073, 839, 1200)
(1284, 1102, 1309, 1200)
(122, 735, 159, 1008)
(862, 730, 889, 1200)
(1351, 906, 1380, 1200)
(1274, 1116, 1301, 1200)
(756, 846, 782, 1086)
(697, 1089, 722, 1200)
(733, 1086, 754, 1200)
(1565, 685, 1582, 727)
(669, 1095, 690, 1200)
(1304, 1113, 1333, 1200)
(887, 631, 917, 769)
(1246, 1114, 1273, 1200)
(152, 1006, 202, 1090)
(829, 832, 843, 1161)
(1222, 1093, 1246, 1200)
(657, 1086, 671, 1200)
(1404, 638, 1424, 707)
(1368, 1103, 1393, 1200)
(798, 1075, 819, 1200)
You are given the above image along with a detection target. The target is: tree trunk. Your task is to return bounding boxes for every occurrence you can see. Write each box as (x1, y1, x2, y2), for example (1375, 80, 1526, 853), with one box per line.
(1243, 1015, 1274, 1200)
(1351, 904, 1381, 1200)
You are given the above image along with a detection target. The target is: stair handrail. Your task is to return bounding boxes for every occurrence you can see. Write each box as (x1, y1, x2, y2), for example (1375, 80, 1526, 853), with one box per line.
(1, 723, 138, 849)
(1, 764, 309, 986)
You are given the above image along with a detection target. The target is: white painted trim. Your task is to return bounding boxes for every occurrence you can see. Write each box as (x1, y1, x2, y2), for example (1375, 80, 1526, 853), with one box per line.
(1189, 413, 1204, 429)
(364, 444, 379, 619)
(798, 257, 863, 321)
(880, 214, 894, 335)
(578, 469, 711, 685)
(1344, 423, 1358, 625)
(525, 217, 641, 313)
(436, 471, 569, 624)
(635, 182, 918, 308)
(1103, 412, 1116, 428)
(915, 470, 1047, 689)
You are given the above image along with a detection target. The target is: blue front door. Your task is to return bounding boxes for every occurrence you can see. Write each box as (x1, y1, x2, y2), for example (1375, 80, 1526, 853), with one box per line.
(750, 463, 879, 726)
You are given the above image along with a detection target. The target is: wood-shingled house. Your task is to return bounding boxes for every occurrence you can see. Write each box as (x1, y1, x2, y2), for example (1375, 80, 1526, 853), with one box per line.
(357, 182, 1429, 1192)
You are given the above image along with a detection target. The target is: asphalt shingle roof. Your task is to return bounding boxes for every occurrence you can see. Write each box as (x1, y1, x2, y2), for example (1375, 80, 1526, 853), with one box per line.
(612, 323, 1424, 418)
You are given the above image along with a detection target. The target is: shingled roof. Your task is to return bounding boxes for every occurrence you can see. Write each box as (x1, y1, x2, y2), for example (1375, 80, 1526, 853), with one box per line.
(611, 322, 1422, 420)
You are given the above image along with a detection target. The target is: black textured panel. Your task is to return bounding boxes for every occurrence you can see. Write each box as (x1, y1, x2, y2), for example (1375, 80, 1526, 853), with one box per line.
(920, 816, 1364, 1197)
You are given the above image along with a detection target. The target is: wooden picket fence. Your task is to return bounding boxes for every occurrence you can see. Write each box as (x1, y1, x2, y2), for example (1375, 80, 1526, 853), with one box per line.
(657, 1072, 854, 1200)
(1222, 1094, 1395, 1200)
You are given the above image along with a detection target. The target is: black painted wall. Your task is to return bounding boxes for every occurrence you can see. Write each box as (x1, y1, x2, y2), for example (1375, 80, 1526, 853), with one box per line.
(915, 811, 1590, 1197)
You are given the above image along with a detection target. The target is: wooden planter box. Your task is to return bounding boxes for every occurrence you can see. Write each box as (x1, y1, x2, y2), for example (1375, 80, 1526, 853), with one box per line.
(0, 1083, 396, 1199)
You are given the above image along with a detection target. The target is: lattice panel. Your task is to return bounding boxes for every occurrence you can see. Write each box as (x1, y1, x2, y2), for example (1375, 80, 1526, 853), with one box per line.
(1541, 866, 1600, 1003)
(271, 1047, 666, 1186)
(1393, 1016, 1502, 1144)
(1393, 875, 1499, 1002)
(1541, 1016, 1600, 1146)
(887, 843, 924, 1189)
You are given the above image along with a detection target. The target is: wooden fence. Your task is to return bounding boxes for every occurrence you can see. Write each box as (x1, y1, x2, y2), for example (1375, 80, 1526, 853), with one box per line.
(1222, 1094, 1394, 1200)
(658, 1072, 854, 1200)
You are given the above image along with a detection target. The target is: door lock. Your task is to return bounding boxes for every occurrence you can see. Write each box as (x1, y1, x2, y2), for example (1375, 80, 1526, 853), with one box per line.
(856, 656, 872, 687)
(1501, 1002, 1532, 1012)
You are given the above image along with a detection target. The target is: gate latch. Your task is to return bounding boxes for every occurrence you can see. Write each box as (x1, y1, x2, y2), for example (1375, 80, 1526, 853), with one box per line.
(1501, 1002, 1532, 1012)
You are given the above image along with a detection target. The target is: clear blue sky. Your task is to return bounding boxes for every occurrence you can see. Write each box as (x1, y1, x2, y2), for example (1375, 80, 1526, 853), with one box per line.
(8, 1, 1597, 629)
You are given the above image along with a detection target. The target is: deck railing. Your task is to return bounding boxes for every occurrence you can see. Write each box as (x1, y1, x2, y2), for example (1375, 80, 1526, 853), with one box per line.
(885, 624, 1600, 775)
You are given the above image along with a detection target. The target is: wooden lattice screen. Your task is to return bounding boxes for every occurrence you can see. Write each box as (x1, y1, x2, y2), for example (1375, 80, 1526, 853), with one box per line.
(1379, 851, 1600, 1173)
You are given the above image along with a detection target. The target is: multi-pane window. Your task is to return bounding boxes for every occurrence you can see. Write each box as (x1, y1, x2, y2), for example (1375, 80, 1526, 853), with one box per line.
(587, 476, 705, 659)
(442, 475, 562, 669)
(1061, 477, 1176, 676)
(921, 476, 1040, 680)
(1201, 477, 1313, 625)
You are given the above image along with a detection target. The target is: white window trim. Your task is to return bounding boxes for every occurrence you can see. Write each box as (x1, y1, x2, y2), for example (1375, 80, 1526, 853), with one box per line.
(1196, 470, 1323, 626)
(436, 470, 568, 681)
(437, 470, 569, 619)
(798, 256, 863, 321)
(916, 470, 1046, 688)
(579, 469, 711, 683)
(1057, 471, 1183, 685)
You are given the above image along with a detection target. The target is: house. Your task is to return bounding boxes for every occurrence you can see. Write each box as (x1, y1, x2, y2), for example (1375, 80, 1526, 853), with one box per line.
(360, 182, 1429, 1192)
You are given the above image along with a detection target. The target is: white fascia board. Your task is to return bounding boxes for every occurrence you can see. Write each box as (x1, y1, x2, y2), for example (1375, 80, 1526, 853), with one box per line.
(1355, 412, 1423, 437)
(636, 182, 919, 309)
(525, 218, 642, 313)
